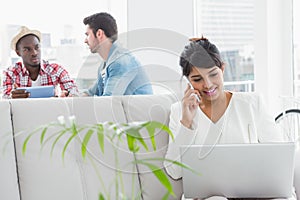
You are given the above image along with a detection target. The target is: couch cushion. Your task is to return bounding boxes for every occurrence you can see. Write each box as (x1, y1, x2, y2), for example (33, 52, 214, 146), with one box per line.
(10, 98, 85, 200)
(0, 100, 20, 200)
(71, 96, 141, 199)
(121, 94, 183, 200)
(294, 148, 300, 196)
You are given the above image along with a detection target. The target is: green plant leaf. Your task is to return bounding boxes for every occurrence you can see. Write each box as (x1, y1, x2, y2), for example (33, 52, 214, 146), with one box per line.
(81, 129, 94, 159)
(127, 134, 138, 152)
(136, 160, 175, 196)
(22, 133, 35, 156)
(77, 126, 86, 133)
(107, 122, 118, 132)
(125, 127, 148, 151)
(97, 124, 104, 153)
(143, 121, 174, 151)
(38, 122, 62, 146)
(98, 193, 105, 200)
(40, 127, 48, 145)
(71, 121, 78, 135)
(144, 121, 157, 151)
(137, 157, 201, 176)
(164, 158, 200, 175)
(162, 191, 171, 200)
(50, 129, 67, 157)
(62, 133, 77, 160)
(22, 125, 48, 156)
(41, 130, 63, 152)
(148, 121, 174, 139)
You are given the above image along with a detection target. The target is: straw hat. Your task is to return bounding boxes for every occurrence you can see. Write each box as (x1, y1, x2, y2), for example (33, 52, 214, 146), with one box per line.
(11, 26, 41, 51)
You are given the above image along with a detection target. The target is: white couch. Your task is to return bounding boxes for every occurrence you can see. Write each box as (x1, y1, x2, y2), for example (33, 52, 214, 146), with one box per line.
(0, 94, 299, 200)
(1, 94, 182, 200)
(0, 100, 20, 200)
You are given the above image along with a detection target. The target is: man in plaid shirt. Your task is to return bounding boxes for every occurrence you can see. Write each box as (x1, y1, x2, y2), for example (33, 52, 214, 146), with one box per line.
(2, 26, 78, 99)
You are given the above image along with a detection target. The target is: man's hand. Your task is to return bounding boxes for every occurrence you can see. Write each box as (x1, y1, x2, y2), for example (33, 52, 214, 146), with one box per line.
(11, 84, 30, 99)
(58, 90, 70, 97)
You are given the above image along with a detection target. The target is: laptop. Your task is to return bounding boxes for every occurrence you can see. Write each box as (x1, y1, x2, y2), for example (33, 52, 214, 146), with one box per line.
(180, 143, 296, 199)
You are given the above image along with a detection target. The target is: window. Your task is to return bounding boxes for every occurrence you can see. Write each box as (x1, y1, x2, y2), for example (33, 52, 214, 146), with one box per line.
(293, 0, 300, 96)
(195, 0, 255, 92)
(0, 0, 127, 93)
(0, 0, 294, 102)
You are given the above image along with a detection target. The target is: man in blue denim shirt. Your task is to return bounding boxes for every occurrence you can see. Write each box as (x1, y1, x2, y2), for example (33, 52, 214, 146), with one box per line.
(82, 12, 153, 96)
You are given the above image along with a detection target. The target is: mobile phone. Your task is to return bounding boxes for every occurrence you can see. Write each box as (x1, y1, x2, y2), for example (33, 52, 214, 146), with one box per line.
(184, 76, 201, 102)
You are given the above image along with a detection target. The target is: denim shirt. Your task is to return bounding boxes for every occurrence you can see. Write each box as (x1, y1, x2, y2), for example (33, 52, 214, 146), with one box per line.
(86, 42, 153, 96)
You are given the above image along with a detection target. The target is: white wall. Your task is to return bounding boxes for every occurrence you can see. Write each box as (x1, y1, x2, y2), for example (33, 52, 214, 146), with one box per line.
(127, 0, 294, 113)
(127, 0, 194, 36)
(254, 0, 293, 115)
(127, 0, 195, 98)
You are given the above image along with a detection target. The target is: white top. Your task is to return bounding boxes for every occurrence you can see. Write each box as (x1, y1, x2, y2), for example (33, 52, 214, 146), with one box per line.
(164, 92, 285, 180)
(31, 75, 41, 86)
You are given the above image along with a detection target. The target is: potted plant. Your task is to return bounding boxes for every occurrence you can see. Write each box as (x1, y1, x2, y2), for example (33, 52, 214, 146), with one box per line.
(21, 115, 197, 200)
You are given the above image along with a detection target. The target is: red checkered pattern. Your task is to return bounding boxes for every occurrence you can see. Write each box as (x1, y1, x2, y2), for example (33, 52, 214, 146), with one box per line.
(2, 60, 78, 98)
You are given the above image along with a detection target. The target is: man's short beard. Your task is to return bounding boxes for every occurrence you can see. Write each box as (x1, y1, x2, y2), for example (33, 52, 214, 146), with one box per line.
(31, 63, 40, 68)
(91, 42, 101, 53)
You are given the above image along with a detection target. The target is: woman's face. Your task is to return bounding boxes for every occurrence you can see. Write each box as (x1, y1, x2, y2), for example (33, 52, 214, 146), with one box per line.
(188, 65, 225, 102)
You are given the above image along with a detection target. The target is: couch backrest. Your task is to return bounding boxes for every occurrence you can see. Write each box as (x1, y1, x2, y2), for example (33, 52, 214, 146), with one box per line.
(10, 96, 142, 200)
(121, 94, 182, 200)
(8, 94, 181, 200)
(0, 100, 20, 200)
(294, 150, 300, 196)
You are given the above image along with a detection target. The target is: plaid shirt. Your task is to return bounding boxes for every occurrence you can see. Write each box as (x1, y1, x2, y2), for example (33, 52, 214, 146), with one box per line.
(2, 60, 78, 98)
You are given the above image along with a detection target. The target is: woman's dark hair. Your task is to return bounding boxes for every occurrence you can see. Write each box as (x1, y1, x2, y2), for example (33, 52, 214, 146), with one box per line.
(180, 37, 223, 76)
(83, 12, 118, 42)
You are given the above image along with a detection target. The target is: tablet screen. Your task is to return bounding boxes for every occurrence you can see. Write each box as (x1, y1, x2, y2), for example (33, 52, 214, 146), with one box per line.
(18, 86, 55, 98)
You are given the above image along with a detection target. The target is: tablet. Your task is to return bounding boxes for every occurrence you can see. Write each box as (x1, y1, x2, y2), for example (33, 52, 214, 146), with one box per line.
(18, 86, 55, 98)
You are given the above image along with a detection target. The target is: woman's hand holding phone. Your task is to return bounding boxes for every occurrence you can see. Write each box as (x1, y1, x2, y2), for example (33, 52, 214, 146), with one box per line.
(183, 76, 201, 103)
(181, 76, 201, 129)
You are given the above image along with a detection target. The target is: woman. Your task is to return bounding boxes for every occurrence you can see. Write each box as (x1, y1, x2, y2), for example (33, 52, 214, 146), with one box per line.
(164, 37, 295, 200)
